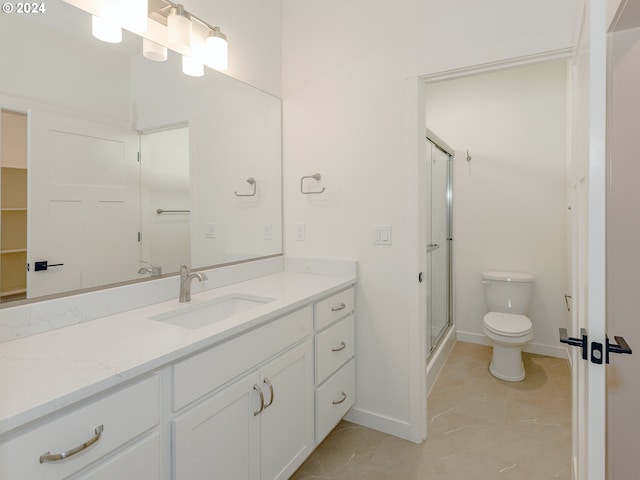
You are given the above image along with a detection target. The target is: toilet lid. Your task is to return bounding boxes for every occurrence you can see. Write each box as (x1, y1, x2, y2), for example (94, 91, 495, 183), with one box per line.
(483, 312, 532, 337)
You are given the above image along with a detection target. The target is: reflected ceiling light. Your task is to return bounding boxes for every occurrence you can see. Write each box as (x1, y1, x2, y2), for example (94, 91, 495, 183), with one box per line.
(91, 14, 122, 43)
(143, 38, 168, 62)
(205, 27, 228, 71)
(182, 55, 204, 77)
(167, 4, 192, 51)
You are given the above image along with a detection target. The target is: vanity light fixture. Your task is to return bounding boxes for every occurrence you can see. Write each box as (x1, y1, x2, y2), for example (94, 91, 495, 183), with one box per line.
(119, 0, 148, 33)
(205, 27, 228, 71)
(91, 14, 122, 43)
(64, 0, 228, 75)
(143, 38, 168, 62)
(182, 55, 204, 77)
(91, 0, 147, 43)
(167, 4, 192, 51)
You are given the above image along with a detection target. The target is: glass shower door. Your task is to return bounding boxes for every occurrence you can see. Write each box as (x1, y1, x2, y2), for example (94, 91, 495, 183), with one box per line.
(426, 140, 452, 356)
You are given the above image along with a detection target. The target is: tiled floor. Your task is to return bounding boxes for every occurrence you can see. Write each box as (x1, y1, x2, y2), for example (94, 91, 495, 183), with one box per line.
(291, 341, 571, 479)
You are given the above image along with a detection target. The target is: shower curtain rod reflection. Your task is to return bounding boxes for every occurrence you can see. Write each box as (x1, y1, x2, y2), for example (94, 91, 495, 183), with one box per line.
(156, 209, 191, 214)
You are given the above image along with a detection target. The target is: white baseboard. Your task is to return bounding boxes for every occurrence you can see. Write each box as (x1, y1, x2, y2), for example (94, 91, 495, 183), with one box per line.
(426, 327, 456, 397)
(343, 407, 411, 441)
(455, 331, 568, 359)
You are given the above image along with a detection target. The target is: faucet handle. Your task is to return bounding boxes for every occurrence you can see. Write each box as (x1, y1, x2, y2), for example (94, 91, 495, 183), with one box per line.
(180, 264, 190, 276)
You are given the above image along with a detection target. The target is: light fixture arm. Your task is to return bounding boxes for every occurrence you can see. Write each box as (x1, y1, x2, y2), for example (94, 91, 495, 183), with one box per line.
(161, 0, 226, 36)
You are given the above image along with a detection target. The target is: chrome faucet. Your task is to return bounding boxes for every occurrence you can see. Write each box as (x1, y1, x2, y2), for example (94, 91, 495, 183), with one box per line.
(138, 262, 162, 277)
(179, 264, 208, 303)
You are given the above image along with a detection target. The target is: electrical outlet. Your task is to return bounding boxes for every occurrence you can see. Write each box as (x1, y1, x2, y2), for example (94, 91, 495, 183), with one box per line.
(296, 223, 306, 241)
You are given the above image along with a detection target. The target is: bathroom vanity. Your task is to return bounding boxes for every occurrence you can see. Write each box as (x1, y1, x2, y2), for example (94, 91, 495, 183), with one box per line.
(0, 265, 356, 479)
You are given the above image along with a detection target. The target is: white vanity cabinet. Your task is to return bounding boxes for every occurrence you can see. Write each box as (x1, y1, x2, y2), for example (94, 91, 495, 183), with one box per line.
(313, 287, 356, 444)
(0, 375, 161, 480)
(0, 269, 358, 479)
(171, 307, 314, 480)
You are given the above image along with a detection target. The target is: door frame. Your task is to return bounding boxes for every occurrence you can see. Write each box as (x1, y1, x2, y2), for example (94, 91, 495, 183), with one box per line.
(572, 0, 608, 477)
(424, 129, 454, 356)
(410, 47, 576, 443)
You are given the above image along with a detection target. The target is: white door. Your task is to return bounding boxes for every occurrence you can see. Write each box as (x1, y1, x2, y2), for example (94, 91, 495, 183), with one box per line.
(605, 14, 640, 480)
(27, 111, 140, 297)
(570, 0, 607, 477)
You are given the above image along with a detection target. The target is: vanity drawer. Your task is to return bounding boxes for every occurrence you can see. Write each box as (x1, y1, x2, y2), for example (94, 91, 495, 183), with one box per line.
(0, 375, 160, 480)
(315, 314, 354, 384)
(173, 306, 312, 410)
(315, 359, 355, 444)
(315, 287, 354, 331)
(80, 432, 161, 480)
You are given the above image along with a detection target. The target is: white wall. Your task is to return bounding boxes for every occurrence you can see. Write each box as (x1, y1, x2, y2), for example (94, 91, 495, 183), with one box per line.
(415, 1, 581, 76)
(282, 0, 580, 440)
(0, 10, 131, 125)
(131, 53, 282, 270)
(187, 0, 282, 97)
(425, 61, 570, 356)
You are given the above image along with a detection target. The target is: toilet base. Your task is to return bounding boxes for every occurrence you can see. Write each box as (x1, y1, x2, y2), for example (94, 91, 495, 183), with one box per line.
(488, 344, 526, 382)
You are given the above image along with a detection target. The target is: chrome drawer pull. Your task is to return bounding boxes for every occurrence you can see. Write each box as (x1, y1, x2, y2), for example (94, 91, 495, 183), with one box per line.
(253, 384, 265, 416)
(331, 303, 346, 312)
(263, 378, 274, 408)
(332, 392, 347, 405)
(39, 425, 104, 464)
(332, 342, 347, 352)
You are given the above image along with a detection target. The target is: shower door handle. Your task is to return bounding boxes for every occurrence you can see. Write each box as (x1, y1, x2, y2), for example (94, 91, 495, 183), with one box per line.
(427, 244, 440, 252)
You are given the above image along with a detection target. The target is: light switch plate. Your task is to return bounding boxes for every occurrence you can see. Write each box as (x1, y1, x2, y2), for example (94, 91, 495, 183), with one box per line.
(373, 225, 392, 245)
(204, 223, 217, 239)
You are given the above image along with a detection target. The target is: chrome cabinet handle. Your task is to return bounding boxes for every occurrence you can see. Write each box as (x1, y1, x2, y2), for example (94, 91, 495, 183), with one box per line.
(332, 342, 347, 352)
(332, 392, 347, 405)
(263, 378, 274, 408)
(39, 425, 104, 463)
(253, 385, 265, 416)
(331, 303, 346, 312)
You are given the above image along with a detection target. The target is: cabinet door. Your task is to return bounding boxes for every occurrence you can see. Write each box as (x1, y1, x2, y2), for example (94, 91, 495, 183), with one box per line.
(173, 371, 261, 480)
(259, 341, 314, 480)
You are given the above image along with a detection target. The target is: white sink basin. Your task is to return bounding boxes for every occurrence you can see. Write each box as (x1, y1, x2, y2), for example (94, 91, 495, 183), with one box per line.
(150, 293, 275, 329)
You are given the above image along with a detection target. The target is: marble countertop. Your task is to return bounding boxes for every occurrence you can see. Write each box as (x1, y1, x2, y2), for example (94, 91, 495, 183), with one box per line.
(0, 271, 355, 437)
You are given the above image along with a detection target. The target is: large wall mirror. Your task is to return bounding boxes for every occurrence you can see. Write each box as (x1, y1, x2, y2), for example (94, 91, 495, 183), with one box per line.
(0, 0, 282, 307)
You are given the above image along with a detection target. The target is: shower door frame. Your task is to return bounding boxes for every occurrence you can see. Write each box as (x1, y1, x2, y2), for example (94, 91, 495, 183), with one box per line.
(425, 129, 454, 359)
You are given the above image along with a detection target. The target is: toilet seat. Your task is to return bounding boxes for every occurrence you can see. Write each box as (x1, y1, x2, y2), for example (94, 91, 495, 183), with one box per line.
(483, 312, 532, 337)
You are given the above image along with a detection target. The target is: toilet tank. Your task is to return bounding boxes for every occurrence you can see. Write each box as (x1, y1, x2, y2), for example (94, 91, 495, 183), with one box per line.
(482, 271, 534, 315)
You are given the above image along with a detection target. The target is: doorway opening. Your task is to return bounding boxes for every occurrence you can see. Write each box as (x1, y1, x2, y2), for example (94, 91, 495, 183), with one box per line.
(414, 54, 573, 447)
(139, 124, 191, 275)
(0, 109, 28, 303)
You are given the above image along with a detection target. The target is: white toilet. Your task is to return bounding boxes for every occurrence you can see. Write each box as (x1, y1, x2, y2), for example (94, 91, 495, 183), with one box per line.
(481, 271, 534, 382)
